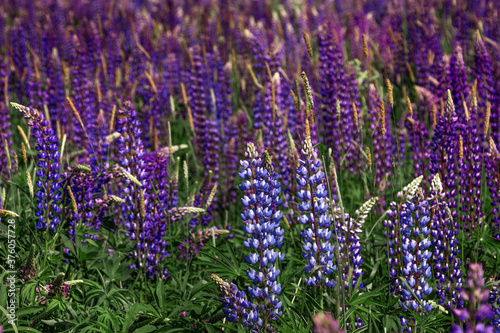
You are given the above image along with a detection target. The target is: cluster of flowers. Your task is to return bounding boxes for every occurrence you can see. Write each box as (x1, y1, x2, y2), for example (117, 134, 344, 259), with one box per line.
(385, 174, 463, 330)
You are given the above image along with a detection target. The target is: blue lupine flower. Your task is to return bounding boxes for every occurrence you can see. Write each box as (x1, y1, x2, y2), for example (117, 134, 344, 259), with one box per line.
(398, 199, 433, 314)
(239, 143, 284, 331)
(211, 274, 255, 326)
(428, 174, 463, 308)
(297, 120, 336, 288)
(384, 177, 439, 330)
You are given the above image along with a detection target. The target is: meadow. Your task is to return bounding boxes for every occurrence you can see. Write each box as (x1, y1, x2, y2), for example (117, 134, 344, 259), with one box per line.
(0, 0, 499, 332)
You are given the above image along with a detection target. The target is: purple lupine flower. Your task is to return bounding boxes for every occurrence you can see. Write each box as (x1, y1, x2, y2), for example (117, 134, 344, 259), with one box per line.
(179, 226, 228, 261)
(296, 121, 336, 288)
(9, 26, 30, 102)
(12, 103, 61, 231)
(0, 101, 12, 179)
(429, 90, 459, 218)
(44, 45, 66, 130)
(19, 245, 37, 282)
(473, 36, 497, 141)
(317, 26, 363, 174)
(115, 100, 147, 241)
(436, 55, 451, 108)
(457, 102, 483, 231)
(451, 263, 495, 333)
(68, 35, 91, 149)
(317, 25, 338, 149)
(400, 200, 433, 313)
(333, 210, 362, 289)
(366, 84, 394, 206)
(239, 143, 284, 330)
(485, 138, 500, 239)
(261, 73, 291, 208)
(186, 47, 221, 203)
(344, 65, 365, 173)
(115, 101, 169, 279)
(46, 273, 70, 297)
(449, 45, 470, 129)
(64, 167, 110, 241)
(211, 274, 255, 326)
(406, 109, 429, 180)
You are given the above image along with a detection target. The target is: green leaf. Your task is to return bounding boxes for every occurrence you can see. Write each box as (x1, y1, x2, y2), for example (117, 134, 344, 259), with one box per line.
(135, 325, 157, 333)
(16, 307, 43, 318)
(156, 280, 165, 312)
(122, 303, 147, 333)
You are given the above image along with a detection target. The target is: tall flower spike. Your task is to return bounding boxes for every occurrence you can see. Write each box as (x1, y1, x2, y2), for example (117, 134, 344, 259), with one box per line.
(385, 185, 434, 331)
(451, 264, 495, 333)
(428, 174, 462, 309)
(485, 138, 500, 239)
(429, 90, 459, 218)
(297, 120, 336, 288)
(116, 102, 169, 279)
(239, 142, 285, 331)
(11, 103, 61, 231)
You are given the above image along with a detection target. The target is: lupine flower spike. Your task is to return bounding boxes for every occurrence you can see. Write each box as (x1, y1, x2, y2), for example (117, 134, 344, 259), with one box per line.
(297, 120, 336, 288)
(239, 142, 285, 331)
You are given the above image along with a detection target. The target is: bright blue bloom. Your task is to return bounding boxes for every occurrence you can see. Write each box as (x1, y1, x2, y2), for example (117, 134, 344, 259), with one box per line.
(238, 143, 284, 330)
(296, 123, 336, 288)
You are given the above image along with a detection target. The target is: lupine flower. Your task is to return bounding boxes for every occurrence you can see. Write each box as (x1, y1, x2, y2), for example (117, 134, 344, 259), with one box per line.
(430, 90, 459, 218)
(385, 176, 434, 329)
(0, 59, 11, 179)
(116, 101, 169, 279)
(488, 281, 500, 331)
(428, 175, 462, 308)
(485, 138, 500, 239)
(457, 97, 483, 231)
(46, 273, 70, 297)
(451, 263, 495, 333)
(20, 244, 37, 282)
(178, 226, 228, 260)
(473, 36, 496, 139)
(64, 165, 112, 241)
(211, 274, 255, 326)
(261, 73, 291, 208)
(449, 45, 470, 128)
(12, 103, 62, 231)
(334, 196, 377, 291)
(239, 143, 284, 331)
(405, 98, 430, 180)
(296, 120, 336, 288)
(366, 84, 394, 206)
(318, 25, 363, 174)
(0, 101, 12, 179)
(313, 312, 344, 333)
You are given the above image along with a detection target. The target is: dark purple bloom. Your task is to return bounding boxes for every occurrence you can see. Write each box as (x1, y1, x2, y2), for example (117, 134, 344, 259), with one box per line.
(12, 103, 61, 231)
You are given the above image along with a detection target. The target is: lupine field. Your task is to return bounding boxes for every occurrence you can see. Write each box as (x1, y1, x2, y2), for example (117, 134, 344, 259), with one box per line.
(0, 0, 500, 332)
